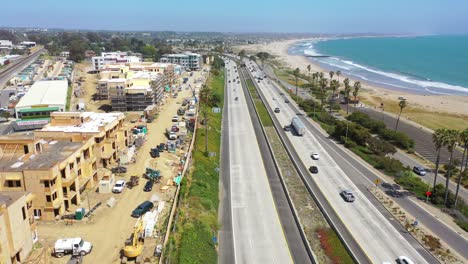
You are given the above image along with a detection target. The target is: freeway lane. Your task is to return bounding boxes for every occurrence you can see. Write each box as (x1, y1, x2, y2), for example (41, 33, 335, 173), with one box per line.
(248, 60, 431, 263)
(221, 59, 292, 263)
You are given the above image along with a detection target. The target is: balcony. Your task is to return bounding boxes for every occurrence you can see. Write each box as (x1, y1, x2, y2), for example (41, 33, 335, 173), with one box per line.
(61, 175, 77, 187)
(63, 190, 77, 200)
(45, 198, 62, 209)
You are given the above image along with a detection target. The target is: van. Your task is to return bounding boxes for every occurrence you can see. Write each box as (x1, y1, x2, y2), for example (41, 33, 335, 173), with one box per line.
(131, 201, 153, 217)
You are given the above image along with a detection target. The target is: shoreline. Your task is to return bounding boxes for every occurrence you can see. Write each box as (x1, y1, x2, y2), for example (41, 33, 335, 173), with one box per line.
(234, 39, 468, 118)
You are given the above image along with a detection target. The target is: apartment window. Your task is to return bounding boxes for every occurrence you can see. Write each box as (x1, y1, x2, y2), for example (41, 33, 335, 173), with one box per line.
(52, 192, 57, 200)
(23, 145, 29, 154)
(60, 168, 66, 179)
(22, 206, 26, 220)
(6, 180, 21, 188)
(84, 148, 90, 159)
(77, 169, 81, 176)
(69, 162, 74, 170)
(76, 157, 81, 165)
(46, 195, 51, 202)
(44, 181, 49, 188)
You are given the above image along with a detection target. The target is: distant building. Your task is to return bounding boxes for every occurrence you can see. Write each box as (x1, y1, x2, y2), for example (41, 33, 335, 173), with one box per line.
(19, 42, 36, 48)
(59, 51, 70, 58)
(84, 50, 96, 58)
(0, 40, 13, 51)
(14, 80, 69, 120)
(160, 52, 202, 71)
(0, 191, 37, 264)
(91, 52, 141, 71)
(0, 133, 97, 221)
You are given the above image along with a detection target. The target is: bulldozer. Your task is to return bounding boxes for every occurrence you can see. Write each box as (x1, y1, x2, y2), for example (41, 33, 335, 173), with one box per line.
(122, 217, 144, 264)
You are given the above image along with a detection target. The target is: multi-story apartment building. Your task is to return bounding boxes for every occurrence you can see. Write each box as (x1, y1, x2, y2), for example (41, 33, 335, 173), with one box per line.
(92, 52, 141, 71)
(35, 112, 129, 168)
(0, 191, 36, 264)
(0, 134, 97, 221)
(160, 52, 202, 71)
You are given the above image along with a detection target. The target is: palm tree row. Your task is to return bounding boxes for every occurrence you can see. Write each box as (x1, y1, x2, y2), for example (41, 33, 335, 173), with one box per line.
(432, 127, 468, 207)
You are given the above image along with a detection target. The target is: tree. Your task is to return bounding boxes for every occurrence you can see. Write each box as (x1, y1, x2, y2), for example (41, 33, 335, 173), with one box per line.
(256, 52, 270, 67)
(329, 79, 340, 113)
(454, 128, 468, 206)
(329, 71, 334, 80)
(249, 55, 256, 61)
(307, 64, 311, 79)
(352, 81, 361, 111)
(394, 99, 408, 131)
(319, 78, 328, 108)
(293, 68, 300, 95)
(141, 44, 156, 59)
(239, 50, 246, 61)
(432, 129, 447, 191)
(69, 39, 88, 62)
(1, 111, 11, 121)
(443, 129, 459, 206)
(336, 70, 341, 82)
(344, 78, 351, 114)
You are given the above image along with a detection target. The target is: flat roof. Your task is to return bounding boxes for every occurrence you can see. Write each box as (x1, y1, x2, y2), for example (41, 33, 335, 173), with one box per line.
(0, 192, 28, 207)
(41, 112, 123, 133)
(15, 80, 68, 109)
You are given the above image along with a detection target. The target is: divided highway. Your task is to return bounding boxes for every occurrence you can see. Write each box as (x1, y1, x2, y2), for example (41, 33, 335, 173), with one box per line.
(247, 59, 434, 263)
(219, 59, 299, 263)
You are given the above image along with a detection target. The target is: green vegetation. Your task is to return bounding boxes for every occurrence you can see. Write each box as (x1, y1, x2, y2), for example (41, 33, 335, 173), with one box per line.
(316, 228, 355, 264)
(273, 68, 306, 87)
(245, 79, 273, 127)
(65, 85, 73, 111)
(169, 71, 224, 264)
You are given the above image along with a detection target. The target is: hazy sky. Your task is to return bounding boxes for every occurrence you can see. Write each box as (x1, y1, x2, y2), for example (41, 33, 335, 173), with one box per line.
(2, 0, 467, 34)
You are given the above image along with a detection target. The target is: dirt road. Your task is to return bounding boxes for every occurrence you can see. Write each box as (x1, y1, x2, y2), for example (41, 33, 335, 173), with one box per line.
(37, 71, 205, 264)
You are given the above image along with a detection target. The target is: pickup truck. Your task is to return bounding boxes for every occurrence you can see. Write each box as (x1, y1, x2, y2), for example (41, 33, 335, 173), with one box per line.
(53, 237, 92, 258)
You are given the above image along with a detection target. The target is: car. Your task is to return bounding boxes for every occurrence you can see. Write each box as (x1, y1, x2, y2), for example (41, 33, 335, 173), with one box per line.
(309, 166, 318, 174)
(272, 97, 276, 100)
(311, 153, 319, 160)
(397, 256, 415, 264)
(284, 125, 291, 131)
(112, 180, 126, 193)
(284, 99, 290, 103)
(130, 119, 137, 123)
(131, 201, 154, 217)
(279, 92, 284, 95)
(274, 108, 280, 113)
(413, 166, 426, 176)
(237, 81, 240, 84)
(340, 190, 356, 202)
(229, 80, 231, 83)
(143, 179, 154, 192)
(111, 166, 127, 174)
(171, 115, 179, 122)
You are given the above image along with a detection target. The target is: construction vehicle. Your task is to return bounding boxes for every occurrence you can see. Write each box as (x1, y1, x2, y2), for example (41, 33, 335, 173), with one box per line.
(53, 238, 92, 258)
(145, 168, 161, 182)
(122, 217, 144, 264)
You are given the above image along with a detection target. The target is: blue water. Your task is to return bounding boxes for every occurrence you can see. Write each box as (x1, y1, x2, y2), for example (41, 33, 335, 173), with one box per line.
(289, 36, 468, 95)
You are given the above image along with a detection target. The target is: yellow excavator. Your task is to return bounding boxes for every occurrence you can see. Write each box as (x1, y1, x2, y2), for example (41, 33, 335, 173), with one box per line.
(122, 217, 144, 264)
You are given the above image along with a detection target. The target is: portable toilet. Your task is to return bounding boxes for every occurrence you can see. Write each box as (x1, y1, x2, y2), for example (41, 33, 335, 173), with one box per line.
(75, 208, 85, 220)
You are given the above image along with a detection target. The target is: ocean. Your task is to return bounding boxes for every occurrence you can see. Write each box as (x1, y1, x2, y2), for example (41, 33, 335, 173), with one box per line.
(289, 35, 468, 95)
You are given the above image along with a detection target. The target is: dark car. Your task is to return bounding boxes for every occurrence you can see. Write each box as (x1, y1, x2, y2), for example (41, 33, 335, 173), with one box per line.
(279, 92, 284, 95)
(309, 166, 318, 174)
(284, 99, 290, 103)
(274, 108, 280, 113)
(131, 201, 154, 217)
(111, 166, 127, 174)
(284, 125, 291, 131)
(144, 180, 154, 192)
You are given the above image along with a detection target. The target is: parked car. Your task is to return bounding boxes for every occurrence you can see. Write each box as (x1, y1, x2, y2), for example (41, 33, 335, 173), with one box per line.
(397, 256, 415, 264)
(274, 108, 280, 113)
(111, 166, 127, 174)
(144, 180, 154, 192)
(309, 166, 318, 174)
(112, 180, 126, 193)
(131, 201, 154, 217)
(340, 190, 356, 202)
(53, 237, 92, 258)
(171, 115, 179, 122)
(283, 125, 291, 131)
(413, 166, 426, 176)
(311, 153, 320, 160)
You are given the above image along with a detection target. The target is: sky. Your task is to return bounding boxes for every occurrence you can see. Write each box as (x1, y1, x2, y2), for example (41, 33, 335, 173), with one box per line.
(1, 0, 468, 34)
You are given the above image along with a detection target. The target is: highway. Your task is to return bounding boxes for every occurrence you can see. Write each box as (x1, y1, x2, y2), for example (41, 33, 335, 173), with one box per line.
(247, 60, 433, 263)
(219, 59, 293, 264)
(0, 47, 45, 88)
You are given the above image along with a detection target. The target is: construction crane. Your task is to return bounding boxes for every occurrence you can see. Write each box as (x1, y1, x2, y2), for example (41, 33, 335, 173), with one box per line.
(122, 217, 144, 264)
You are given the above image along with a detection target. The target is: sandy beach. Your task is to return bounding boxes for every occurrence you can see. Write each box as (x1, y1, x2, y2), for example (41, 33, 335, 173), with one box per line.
(235, 39, 468, 118)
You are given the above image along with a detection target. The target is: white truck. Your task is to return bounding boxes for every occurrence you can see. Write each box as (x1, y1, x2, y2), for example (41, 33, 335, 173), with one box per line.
(53, 237, 93, 258)
(291, 117, 306, 136)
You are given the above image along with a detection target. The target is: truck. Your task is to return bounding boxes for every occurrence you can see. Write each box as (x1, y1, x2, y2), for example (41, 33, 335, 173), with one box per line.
(291, 117, 305, 136)
(53, 237, 93, 258)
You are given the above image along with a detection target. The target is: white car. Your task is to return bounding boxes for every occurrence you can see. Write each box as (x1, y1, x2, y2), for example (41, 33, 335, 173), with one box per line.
(311, 153, 320, 160)
(397, 256, 414, 264)
(112, 180, 126, 193)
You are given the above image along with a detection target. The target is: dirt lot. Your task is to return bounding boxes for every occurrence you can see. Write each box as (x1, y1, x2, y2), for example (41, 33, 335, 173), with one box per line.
(71, 62, 105, 112)
(35, 71, 205, 264)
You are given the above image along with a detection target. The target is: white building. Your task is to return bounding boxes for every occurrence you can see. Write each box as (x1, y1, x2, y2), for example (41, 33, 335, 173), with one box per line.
(19, 41, 36, 48)
(0, 40, 13, 50)
(15, 80, 69, 119)
(92, 52, 141, 71)
(160, 52, 202, 71)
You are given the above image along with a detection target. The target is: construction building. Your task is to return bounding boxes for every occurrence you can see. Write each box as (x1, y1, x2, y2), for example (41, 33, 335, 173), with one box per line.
(0, 133, 97, 221)
(0, 191, 36, 264)
(92, 52, 141, 71)
(35, 112, 129, 168)
(160, 52, 202, 71)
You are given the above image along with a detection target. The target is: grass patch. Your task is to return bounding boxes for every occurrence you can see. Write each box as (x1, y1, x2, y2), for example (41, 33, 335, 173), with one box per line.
(65, 85, 72, 111)
(316, 228, 355, 264)
(170, 71, 224, 264)
(245, 78, 273, 127)
(273, 67, 306, 87)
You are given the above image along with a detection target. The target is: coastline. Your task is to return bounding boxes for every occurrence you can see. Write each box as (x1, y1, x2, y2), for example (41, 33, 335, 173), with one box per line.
(235, 39, 468, 118)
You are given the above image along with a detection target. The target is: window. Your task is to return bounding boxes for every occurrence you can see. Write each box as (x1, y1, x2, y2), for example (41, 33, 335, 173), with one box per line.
(22, 206, 26, 220)
(44, 181, 49, 188)
(84, 148, 90, 159)
(69, 162, 74, 170)
(60, 168, 66, 179)
(76, 157, 81, 165)
(77, 169, 81, 176)
(46, 195, 51, 202)
(6, 180, 21, 188)
(52, 192, 57, 200)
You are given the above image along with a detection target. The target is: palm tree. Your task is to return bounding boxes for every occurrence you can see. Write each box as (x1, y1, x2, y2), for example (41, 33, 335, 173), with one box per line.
(444, 129, 459, 206)
(319, 78, 328, 108)
(344, 78, 351, 114)
(329, 80, 340, 113)
(336, 70, 341, 83)
(432, 129, 447, 192)
(307, 64, 311, 79)
(311, 72, 318, 89)
(293, 67, 300, 95)
(454, 128, 468, 207)
(329, 71, 334, 80)
(394, 99, 408, 131)
(352, 81, 361, 112)
(318, 72, 324, 80)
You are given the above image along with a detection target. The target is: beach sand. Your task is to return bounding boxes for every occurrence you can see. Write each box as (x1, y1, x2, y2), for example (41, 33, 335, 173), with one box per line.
(235, 39, 468, 119)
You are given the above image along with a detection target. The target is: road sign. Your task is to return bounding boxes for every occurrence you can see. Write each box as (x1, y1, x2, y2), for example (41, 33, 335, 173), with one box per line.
(374, 179, 381, 186)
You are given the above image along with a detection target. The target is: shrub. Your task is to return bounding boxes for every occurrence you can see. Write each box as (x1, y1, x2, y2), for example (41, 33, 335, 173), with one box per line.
(316, 111, 336, 125)
(347, 111, 386, 133)
(455, 220, 468, 232)
(395, 172, 430, 199)
(374, 156, 405, 175)
(380, 129, 415, 150)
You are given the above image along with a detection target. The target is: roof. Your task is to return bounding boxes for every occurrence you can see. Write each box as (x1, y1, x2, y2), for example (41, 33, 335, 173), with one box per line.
(0, 192, 28, 207)
(15, 80, 68, 109)
(41, 112, 123, 133)
(18, 107, 59, 113)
